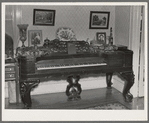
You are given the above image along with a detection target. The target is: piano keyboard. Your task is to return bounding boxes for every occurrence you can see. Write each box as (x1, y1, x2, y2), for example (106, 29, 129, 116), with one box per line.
(36, 62, 107, 70)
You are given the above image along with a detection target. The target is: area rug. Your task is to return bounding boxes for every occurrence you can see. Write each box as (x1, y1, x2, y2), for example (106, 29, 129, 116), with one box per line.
(85, 102, 129, 110)
(32, 101, 129, 109)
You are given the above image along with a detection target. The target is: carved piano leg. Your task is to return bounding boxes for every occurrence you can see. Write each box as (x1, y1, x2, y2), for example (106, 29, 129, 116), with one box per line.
(20, 79, 40, 109)
(119, 72, 135, 102)
(106, 73, 113, 89)
(66, 75, 82, 101)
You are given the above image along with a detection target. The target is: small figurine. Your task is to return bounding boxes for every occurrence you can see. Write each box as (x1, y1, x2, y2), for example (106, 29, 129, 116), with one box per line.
(66, 75, 82, 101)
(109, 27, 113, 45)
(86, 38, 89, 44)
(43, 38, 50, 48)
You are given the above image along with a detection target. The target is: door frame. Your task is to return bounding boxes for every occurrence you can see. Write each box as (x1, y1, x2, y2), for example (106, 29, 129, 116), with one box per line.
(129, 5, 147, 98)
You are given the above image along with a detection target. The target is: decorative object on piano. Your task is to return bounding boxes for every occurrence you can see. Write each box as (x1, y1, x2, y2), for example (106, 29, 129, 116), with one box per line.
(106, 36, 110, 44)
(116, 45, 128, 50)
(16, 47, 43, 57)
(43, 38, 50, 48)
(89, 11, 110, 29)
(28, 30, 42, 49)
(109, 27, 113, 45)
(96, 32, 106, 45)
(86, 38, 90, 44)
(104, 44, 117, 52)
(90, 37, 97, 46)
(16, 40, 119, 58)
(90, 44, 117, 53)
(66, 75, 82, 101)
(17, 24, 29, 47)
(56, 27, 76, 41)
(99, 27, 117, 52)
(90, 36, 104, 53)
(33, 9, 56, 26)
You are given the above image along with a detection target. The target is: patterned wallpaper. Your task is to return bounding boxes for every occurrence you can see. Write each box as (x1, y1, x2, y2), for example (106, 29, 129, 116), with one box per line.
(21, 5, 115, 47)
(115, 6, 130, 47)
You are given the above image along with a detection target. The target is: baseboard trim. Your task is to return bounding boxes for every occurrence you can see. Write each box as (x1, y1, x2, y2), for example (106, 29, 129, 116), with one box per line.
(31, 75, 125, 95)
(4, 75, 125, 98)
(112, 75, 124, 93)
(31, 76, 107, 95)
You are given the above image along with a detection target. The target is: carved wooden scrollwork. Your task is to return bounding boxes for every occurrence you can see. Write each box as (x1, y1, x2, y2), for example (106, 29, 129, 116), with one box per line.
(20, 79, 40, 108)
(118, 71, 135, 102)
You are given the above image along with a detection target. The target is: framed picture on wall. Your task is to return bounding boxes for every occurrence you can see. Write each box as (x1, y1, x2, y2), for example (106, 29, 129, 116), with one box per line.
(33, 9, 56, 26)
(89, 11, 110, 29)
(28, 30, 42, 46)
(96, 32, 106, 44)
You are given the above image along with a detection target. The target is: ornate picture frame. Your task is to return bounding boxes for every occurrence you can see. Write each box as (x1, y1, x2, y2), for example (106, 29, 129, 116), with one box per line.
(89, 11, 110, 29)
(28, 30, 42, 46)
(96, 32, 106, 44)
(33, 9, 56, 26)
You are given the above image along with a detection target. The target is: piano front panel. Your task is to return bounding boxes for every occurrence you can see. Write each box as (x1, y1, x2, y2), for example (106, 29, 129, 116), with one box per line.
(20, 65, 133, 80)
(18, 50, 133, 80)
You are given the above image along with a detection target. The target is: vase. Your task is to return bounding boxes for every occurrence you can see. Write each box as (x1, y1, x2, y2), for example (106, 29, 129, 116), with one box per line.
(17, 24, 28, 47)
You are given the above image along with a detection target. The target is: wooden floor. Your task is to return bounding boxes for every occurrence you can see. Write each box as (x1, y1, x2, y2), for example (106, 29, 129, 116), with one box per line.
(5, 87, 144, 109)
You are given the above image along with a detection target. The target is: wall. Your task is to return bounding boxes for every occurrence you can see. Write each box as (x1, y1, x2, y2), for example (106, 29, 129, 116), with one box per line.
(115, 6, 130, 46)
(20, 5, 115, 47)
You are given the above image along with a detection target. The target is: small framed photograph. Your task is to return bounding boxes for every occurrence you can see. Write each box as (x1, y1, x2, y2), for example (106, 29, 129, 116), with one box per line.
(33, 9, 56, 26)
(28, 30, 42, 46)
(96, 32, 106, 44)
(89, 11, 110, 29)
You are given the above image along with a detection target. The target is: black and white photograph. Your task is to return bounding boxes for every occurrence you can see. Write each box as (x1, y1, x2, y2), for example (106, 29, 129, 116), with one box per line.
(28, 30, 42, 46)
(96, 32, 106, 44)
(2, 2, 148, 122)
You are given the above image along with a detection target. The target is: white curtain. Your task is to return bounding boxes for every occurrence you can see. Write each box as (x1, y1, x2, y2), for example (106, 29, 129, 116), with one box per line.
(5, 5, 22, 56)
(12, 5, 22, 54)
